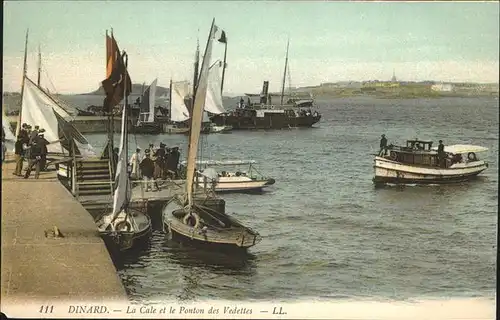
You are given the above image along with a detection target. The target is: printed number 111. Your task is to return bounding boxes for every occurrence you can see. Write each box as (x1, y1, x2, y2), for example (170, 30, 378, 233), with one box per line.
(39, 305, 54, 313)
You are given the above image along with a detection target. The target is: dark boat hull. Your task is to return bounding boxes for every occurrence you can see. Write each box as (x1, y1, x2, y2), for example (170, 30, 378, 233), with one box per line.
(130, 123, 162, 135)
(210, 114, 321, 130)
(165, 224, 251, 253)
(101, 223, 152, 252)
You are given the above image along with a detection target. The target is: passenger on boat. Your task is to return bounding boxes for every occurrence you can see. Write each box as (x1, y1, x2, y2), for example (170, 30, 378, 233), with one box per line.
(437, 140, 446, 168)
(139, 149, 157, 192)
(380, 134, 388, 152)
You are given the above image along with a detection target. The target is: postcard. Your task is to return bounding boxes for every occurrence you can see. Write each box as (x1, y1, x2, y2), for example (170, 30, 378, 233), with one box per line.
(1, 1, 497, 319)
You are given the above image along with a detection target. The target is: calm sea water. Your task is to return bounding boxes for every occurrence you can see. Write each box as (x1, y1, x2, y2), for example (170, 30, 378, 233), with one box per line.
(71, 95, 498, 303)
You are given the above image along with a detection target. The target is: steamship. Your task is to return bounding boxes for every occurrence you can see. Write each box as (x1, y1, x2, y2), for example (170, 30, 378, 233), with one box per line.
(210, 81, 321, 130)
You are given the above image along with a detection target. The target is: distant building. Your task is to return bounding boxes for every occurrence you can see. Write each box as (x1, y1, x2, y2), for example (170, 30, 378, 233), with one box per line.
(431, 83, 454, 92)
(391, 69, 397, 83)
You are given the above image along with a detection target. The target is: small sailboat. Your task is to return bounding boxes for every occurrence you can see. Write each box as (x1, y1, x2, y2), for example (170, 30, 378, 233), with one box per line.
(132, 79, 162, 134)
(95, 37, 151, 251)
(162, 20, 261, 252)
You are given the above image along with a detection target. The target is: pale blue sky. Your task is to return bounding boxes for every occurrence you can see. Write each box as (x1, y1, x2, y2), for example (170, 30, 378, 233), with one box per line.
(3, 1, 499, 95)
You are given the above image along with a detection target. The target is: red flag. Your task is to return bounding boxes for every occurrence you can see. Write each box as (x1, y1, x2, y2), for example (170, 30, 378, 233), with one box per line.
(102, 33, 132, 113)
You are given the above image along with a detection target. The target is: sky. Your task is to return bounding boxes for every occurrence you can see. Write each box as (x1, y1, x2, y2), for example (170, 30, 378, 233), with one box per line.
(3, 1, 499, 95)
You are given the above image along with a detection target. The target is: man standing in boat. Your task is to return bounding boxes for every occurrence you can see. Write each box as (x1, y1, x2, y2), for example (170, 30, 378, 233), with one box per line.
(437, 140, 446, 168)
(380, 134, 388, 153)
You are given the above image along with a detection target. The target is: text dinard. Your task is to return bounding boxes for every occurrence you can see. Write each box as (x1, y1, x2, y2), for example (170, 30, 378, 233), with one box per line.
(67, 305, 252, 315)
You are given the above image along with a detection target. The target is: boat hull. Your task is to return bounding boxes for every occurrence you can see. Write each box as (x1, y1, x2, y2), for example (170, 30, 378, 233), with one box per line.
(373, 156, 488, 185)
(198, 178, 275, 193)
(210, 113, 321, 130)
(131, 123, 162, 135)
(97, 211, 152, 252)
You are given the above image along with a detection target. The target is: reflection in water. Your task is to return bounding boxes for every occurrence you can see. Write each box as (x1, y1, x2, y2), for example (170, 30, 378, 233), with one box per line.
(114, 231, 258, 301)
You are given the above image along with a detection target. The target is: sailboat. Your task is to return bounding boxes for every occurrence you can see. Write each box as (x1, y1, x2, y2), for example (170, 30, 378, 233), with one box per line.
(162, 80, 192, 134)
(162, 19, 261, 252)
(95, 101, 152, 251)
(132, 78, 162, 134)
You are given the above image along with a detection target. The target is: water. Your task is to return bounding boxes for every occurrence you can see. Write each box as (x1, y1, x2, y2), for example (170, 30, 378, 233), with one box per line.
(77, 96, 498, 303)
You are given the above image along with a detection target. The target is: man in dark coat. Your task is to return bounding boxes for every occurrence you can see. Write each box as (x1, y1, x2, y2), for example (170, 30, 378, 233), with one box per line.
(37, 131, 50, 171)
(19, 123, 30, 144)
(437, 140, 445, 168)
(139, 149, 157, 192)
(380, 134, 388, 151)
(24, 140, 42, 179)
(13, 135, 25, 176)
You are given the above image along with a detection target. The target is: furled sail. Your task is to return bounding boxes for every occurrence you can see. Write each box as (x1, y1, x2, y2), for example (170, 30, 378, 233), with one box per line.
(20, 76, 95, 156)
(204, 63, 226, 114)
(170, 81, 191, 122)
(112, 103, 132, 216)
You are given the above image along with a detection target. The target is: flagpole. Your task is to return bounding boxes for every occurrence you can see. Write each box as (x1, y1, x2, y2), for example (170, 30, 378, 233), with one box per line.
(15, 28, 29, 138)
(108, 30, 115, 175)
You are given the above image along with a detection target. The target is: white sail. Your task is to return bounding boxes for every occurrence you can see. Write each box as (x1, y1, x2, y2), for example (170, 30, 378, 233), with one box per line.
(147, 78, 157, 123)
(20, 77, 69, 153)
(20, 77, 96, 157)
(112, 103, 132, 216)
(204, 63, 226, 114)
(170, 81, 191, 122)
(185, 19, 217, 206)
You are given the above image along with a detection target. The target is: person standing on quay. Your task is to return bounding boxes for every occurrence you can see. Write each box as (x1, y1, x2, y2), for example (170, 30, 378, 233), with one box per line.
(13, 135, 25, 176)
(24, 140, 42, 179)
(129, 148, 141, 180)
(37, 131, 49, 171)
(139, 149, 157, 192)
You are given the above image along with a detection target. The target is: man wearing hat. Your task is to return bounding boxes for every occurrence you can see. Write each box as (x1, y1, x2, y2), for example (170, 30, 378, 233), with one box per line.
(24, 138, 42, 179)
(380, 134, 387, 153)
(437, 140, 445, 168)
(29, 125, 40, 145)
(19, 123, 30, 145)
(37, 129, 49, 171)
(139, 149, 157, 192)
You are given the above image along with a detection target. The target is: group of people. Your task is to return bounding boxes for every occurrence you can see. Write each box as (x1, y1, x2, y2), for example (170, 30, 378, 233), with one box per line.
(13, 123, 50, 179)
(128, 143, 182, 192)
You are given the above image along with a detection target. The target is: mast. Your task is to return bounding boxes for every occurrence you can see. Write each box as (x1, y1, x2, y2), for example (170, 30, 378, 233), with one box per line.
(220, 34, 228, 95)
(280, 38, 290, 106)
(169, 79, 173, 122)
(15, 29, 29, 138)
(37, 44, 42, 86)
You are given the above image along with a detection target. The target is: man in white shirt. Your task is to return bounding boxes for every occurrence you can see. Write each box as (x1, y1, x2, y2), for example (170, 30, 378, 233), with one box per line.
(129, 148, 141, 179)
